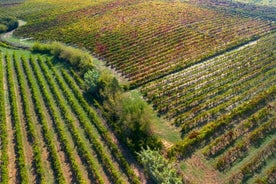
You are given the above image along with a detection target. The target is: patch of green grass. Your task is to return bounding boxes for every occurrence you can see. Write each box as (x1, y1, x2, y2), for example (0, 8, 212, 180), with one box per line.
(151, 117, 182, 144)
(128, 89, 181, 145)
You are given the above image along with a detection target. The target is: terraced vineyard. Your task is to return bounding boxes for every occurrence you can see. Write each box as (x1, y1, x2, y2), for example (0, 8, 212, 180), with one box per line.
(0, 47, 140, 184)
(141, 33, 276, 182)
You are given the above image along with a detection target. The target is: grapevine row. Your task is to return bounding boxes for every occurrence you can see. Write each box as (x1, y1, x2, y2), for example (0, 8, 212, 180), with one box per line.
(59, 68, 140, 184)
(21, 55, 66, 184)
(254, 163, 276, 184)
(0, 52, 8, 184)
(29, 56, 103, 183)
(13, 54, 46, 184)
(202, 106, 274, 158)
(141, 34, 276, 134)
(169, 85, 275, 158)
(143, 40, 274, 113)
(35, 57, 124, 183)
(5, 53, 28, 184)
(179, 66, 275, 133)
(17, 1, 275, 86)
(228, 139, 276, 184)
(148, 45, 272, 110)
(215, 116, 276, 171)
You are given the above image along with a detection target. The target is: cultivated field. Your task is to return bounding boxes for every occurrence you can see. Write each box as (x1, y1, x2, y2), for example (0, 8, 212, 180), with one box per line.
(0, 0, 275, 183)
(0, 47, 141, 184)
(11, 0, 276, 87)
(142, 33, 276, 183)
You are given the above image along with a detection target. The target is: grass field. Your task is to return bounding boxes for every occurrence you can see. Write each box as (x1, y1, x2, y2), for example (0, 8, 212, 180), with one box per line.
(0, 0, 275, 183)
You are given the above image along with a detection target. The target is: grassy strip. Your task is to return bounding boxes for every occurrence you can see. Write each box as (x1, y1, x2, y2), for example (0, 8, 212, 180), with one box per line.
(31, 42, 93, 72)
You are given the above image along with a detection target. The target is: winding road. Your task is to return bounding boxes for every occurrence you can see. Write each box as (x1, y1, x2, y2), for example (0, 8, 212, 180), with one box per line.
(0, 20, 31, 49)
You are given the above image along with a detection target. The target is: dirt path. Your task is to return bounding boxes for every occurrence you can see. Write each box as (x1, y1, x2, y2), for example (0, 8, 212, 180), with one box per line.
(179, 39, 259, 77)
(235, 40, 258, 51)
(1, 20, 26, 39)
(3, 54, 17, 184)
(0, 20, 30, 49)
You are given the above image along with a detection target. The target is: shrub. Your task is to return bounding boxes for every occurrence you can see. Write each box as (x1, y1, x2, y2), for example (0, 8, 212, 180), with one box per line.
(31, 42, 94, 72)
(137, 147, 183, 184)
(84, 69, 100, 92)
(0, 24, 8, 33)
(97, 71, 162, 152)
(31, 42, 51, 54)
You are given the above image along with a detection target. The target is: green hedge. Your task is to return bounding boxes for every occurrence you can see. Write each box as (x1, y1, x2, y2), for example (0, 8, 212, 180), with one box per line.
(31, 42, 94, 72)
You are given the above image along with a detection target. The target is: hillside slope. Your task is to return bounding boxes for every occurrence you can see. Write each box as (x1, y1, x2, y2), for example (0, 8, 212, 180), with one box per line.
(0, 0, 275, 183)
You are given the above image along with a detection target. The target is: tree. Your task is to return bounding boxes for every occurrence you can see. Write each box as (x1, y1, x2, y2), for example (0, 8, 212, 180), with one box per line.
(0, 17, 18, 33)
(84, 69, 100, 92)
(0, 24, 7, 33)
(97, 72, 161, 152)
